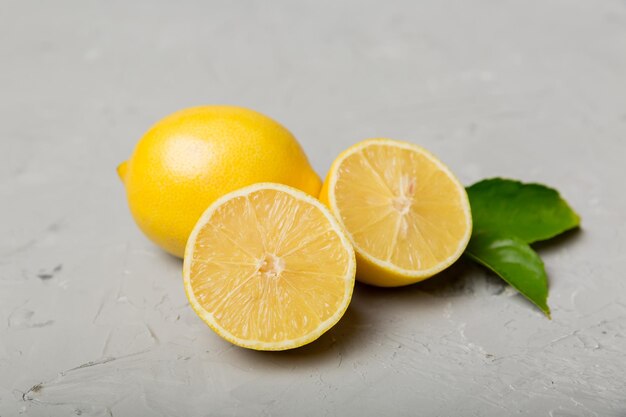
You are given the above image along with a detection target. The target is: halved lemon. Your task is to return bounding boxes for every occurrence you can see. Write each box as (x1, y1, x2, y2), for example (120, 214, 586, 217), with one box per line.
(183, 183, 356, 351)
(320, 139, 472, 287)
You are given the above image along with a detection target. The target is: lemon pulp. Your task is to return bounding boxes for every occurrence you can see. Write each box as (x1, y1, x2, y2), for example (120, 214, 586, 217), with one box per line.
(321, 139, 472, 286)
(184, 183, 356, 350)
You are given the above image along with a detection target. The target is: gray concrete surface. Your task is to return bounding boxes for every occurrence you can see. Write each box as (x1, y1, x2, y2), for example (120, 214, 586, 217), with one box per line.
(1, 0, 626, 416)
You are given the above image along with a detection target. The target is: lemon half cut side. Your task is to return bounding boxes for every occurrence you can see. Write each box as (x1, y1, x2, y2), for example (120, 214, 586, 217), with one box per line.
(183, 183, 356, 351)
(320, 138, 472, 287)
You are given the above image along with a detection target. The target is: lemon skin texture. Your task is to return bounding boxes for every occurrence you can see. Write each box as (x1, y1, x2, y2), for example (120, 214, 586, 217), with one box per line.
(118, 106, 322, 258)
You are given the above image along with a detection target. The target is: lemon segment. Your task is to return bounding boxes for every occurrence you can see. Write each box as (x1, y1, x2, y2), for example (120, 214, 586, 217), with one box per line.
(183, 183, 356, 351)
(320, 138, 472, 287)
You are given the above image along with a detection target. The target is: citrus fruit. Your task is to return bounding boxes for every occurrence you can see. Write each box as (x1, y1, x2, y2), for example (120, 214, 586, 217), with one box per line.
(117, 106, 321, 258)
(183, 183, 356, 351)
(319, 138, 472, 287)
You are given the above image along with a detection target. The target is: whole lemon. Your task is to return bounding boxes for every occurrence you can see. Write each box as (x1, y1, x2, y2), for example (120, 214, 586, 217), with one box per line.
(118, 106, 321, 258)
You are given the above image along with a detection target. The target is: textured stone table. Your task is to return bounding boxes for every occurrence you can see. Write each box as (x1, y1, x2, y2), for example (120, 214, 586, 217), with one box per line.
(1, 1, 625, 416)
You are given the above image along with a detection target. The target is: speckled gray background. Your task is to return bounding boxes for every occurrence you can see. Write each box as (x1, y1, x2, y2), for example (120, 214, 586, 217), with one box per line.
(1, 1, 625, 416)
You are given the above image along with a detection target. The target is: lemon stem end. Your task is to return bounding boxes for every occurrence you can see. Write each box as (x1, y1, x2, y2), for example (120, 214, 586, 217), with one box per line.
(117, 161, 128, 182)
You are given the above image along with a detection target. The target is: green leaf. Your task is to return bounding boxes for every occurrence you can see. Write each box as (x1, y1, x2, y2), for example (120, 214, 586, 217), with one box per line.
(464, 178, 580, 317)
(466, 232, 550, 317)
(466, 178, 580, 244)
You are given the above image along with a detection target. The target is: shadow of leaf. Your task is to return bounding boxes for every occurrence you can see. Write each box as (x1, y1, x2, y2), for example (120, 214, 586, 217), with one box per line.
(531, 227, 583, 255)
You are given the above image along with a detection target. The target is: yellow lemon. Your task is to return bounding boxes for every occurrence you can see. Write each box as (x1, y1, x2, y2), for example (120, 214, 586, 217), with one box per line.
(118, 106, 321, 258)
(183, 183, 356, 350)
(320, 138, 472, 287)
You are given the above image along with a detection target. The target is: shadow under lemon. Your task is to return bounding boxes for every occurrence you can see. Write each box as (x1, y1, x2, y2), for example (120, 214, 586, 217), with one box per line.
(157, 250, 483, 362)
(161, 231, 584, 364)
(220, 259, 481, 367)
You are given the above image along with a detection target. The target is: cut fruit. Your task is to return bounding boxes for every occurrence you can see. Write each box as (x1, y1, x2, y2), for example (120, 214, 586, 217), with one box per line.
(320, 138, 472, 287)
(183, 183, 356, 351)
